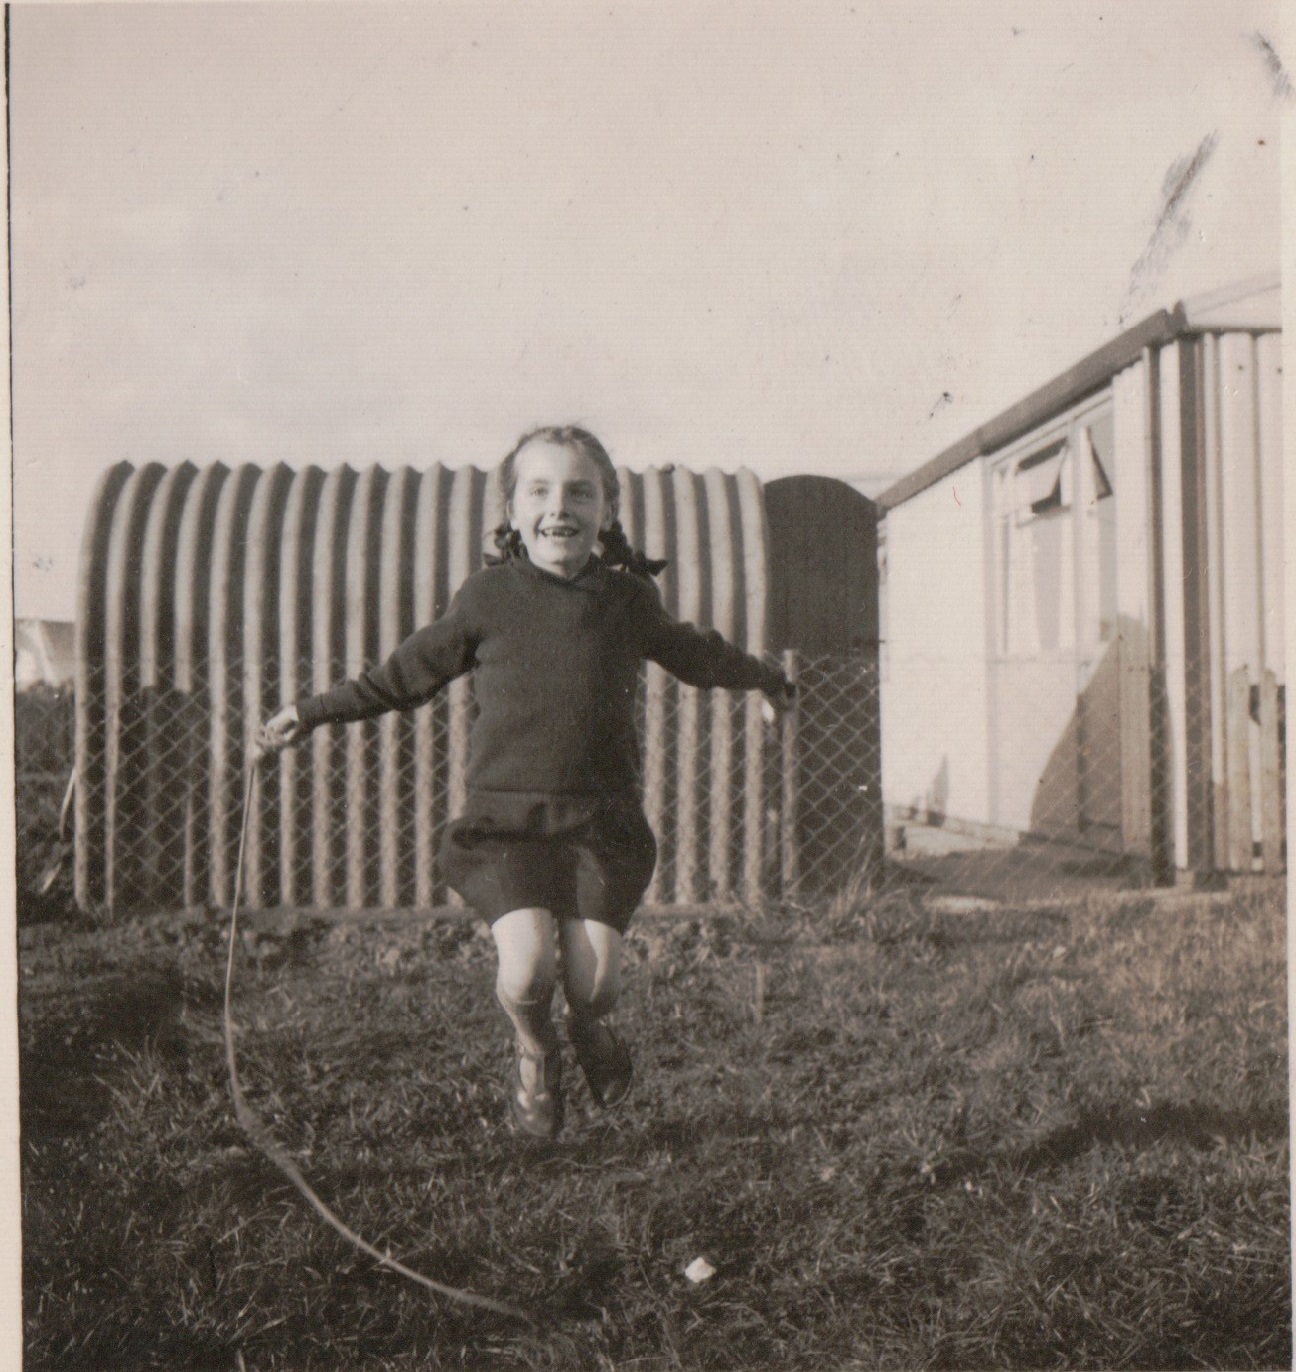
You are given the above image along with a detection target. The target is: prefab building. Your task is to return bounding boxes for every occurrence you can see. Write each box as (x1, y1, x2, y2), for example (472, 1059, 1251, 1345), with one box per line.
(73, 460, 881, 914)
(878, 274, 1283, 881)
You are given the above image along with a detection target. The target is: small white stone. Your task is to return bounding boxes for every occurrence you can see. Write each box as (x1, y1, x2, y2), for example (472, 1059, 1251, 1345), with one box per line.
(685, 1256, 716, 1284)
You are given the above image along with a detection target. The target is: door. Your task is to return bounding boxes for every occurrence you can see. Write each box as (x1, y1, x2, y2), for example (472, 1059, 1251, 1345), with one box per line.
(991, 400, 1122, 848)
(1074, 411, 1122, 845)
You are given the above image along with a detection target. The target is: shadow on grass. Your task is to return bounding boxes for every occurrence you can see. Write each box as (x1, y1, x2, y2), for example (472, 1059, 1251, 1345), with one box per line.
(20, 961, 219, 1139)
(927, 1100, 1289, 1186)
(1015, 1100, 1289, 1168)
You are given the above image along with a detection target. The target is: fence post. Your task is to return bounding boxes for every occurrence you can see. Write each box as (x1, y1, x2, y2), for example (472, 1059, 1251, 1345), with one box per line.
(1225, 668, 1252, 873)
(1258, 671, 1284, 873)
(780, 650, 801, 903)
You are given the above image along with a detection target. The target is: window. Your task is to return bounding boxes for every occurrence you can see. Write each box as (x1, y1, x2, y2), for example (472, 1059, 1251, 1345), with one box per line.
(993, 403, 1114, 658)
(1015, 441, 1070, 518)
(1080, 413, 1116, 645)
(998, 437, 1073, 654)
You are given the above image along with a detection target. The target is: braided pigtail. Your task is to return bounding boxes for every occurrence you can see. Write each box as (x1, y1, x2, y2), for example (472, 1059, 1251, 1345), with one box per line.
(601, 520, 668, 582)
(483, 524, 527, 566)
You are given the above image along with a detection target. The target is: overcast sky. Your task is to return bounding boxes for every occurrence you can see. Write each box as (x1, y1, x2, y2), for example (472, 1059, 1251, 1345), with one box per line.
(9, 0, 1285, 621)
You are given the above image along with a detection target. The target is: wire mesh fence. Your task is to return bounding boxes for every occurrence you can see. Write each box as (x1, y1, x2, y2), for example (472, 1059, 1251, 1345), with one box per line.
(881, 648, 1286, 904)
(55, 651, 883, 917)
(22, 646, 1284, 920)
(14, 685, 76, 915)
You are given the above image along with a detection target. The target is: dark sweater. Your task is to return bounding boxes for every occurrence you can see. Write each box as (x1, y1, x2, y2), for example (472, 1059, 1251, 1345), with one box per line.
(296, 555, 783, 796)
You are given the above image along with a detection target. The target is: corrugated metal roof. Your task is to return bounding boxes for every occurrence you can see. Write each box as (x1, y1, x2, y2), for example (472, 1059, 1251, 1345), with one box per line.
(878, 272, 1280, 512)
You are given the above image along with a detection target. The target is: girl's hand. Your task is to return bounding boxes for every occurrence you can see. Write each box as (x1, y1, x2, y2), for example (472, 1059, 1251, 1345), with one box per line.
(254, 705, 302, 760)
(761, 678, 797, 721)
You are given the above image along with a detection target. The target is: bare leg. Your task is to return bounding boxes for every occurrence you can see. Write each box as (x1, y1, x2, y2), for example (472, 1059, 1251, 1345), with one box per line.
(491, 907, 559, 1057)
(491, 907, 565, 1135)
(560, 919, 632, 1108)
(559, 918, 623, 1024)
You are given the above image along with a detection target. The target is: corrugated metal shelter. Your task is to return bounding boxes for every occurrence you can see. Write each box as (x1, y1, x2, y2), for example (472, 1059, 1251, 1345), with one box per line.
(77, 459, 873, 914)
(878, 273, 1284, 881)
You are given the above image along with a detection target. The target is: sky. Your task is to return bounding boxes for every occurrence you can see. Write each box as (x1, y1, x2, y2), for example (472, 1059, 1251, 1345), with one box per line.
(8, 0, 1286, 621)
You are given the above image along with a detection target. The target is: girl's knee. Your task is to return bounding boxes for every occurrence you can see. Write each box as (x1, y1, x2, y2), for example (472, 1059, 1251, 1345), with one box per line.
(561, 921, 623, 1019)
(493, 908, 558, 1004)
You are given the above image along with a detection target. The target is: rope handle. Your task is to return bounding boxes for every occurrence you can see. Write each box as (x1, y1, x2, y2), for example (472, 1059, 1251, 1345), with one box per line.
(223, 760, 534, 1326)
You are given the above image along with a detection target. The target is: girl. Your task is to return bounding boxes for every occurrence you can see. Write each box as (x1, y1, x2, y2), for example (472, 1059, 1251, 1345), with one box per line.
(257, 426, 794, 1138)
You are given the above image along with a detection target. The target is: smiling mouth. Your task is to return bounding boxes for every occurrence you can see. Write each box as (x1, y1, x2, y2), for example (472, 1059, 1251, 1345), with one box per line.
(540, 526, 580, 540)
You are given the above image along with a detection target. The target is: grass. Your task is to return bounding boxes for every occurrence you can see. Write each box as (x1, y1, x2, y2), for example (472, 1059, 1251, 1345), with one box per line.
(19, 881, 1290, 1370)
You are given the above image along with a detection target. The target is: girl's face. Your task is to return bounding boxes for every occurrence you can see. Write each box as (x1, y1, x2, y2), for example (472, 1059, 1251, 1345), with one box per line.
(508, 439, 613, 579)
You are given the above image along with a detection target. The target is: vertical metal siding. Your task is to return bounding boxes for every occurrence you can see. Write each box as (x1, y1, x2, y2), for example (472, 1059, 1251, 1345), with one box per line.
(671, 466, 704, 903)
(275, 465, 325, 906)
(342, 465, 386, 909)
(138, 461, 200, 909)
(102, 463, 168, 911)
(1256, 335, 1285, 678)
(1254, 333, 1285, 868)
(411, 464, 448, 907)
(376, 466, 419, 909)
(1154, 327, 1284, 876)
(736, 470, 770, 904)
(207, 465, 262, 907)
(308, 465, 356, 907)
(75, 460, 771, 913)
(72, 461, 125, 908)
(1173, 339, 1216, 872)
(241, 464, 294, 908)
(636, 466, 671, 904)
(1112, 329, 1284, 877)
(1216, 334, 1263, 871)
(1194, 330, 1283, 873)
(1156, 345, 1191, 874)
(1200, 335, 1229, 870)
(704, 466, 738, 899)
(171, 462, 231, 905)
(443, 466, 484, 851)
(1111, 362, 1155, 859)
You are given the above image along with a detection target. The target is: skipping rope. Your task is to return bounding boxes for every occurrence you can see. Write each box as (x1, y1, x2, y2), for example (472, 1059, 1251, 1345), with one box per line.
(222, 760, 533, 1326)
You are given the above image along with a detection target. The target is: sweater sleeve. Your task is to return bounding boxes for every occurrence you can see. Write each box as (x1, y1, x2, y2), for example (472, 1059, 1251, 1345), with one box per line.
(295, 590, 479, 730)
(637, 580, 785, 693)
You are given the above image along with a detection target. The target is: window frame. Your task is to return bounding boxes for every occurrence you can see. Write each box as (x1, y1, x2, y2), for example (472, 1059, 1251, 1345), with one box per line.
(989, 392, 1115, 663)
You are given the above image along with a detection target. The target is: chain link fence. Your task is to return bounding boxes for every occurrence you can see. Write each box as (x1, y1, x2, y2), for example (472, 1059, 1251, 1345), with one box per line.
(48, 651, 882, 918)
(21, 649, 1284, 919)
(881, 650, 1286, 905)
(14, 685, 76, 918)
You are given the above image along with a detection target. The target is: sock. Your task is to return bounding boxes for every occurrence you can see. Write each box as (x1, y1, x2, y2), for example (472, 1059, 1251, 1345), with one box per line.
(496, 984, 559, 1060)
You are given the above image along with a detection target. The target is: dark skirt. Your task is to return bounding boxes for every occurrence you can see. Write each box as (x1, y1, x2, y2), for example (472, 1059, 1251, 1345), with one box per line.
(439, 789, 657, 934)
